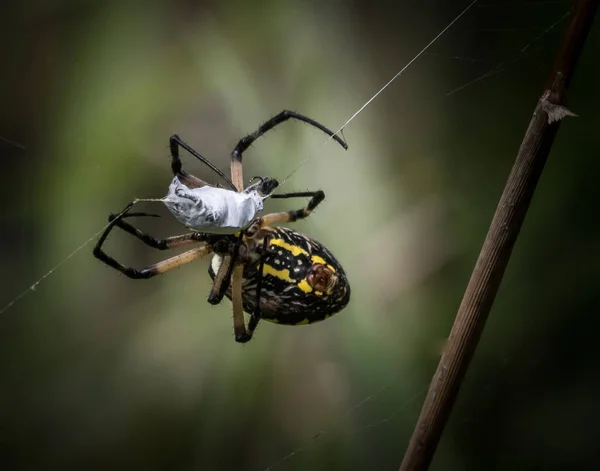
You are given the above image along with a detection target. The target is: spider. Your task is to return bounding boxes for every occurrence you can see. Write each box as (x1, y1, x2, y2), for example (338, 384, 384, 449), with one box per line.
(94, 110, 351, 343)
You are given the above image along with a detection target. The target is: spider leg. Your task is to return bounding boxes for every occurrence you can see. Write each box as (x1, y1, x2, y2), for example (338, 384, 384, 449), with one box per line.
(96, 201, 210, 250)
(231, 265, 249, 342)
(258, 189, 326, 226)
(230, 111, 347, 193)
(234, 234, 272, 343)
(94, 211, 212, 279)
(208, 255, 232, 304)
(95, 240, 211, 279)
(108, 212, 208, 250)
(245, 315, 260, 343)
(170, 134, 236, 190)
(252, 233, 272, 317)
(207, 233, 243, 305)
(230, 110, 348, 166)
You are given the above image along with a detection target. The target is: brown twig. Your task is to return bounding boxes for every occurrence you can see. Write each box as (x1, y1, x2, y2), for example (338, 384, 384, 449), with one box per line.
(399, 1, 599, 470)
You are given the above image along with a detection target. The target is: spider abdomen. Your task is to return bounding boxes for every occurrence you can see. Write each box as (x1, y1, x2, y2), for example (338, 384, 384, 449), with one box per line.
(209, 227, 350, 326)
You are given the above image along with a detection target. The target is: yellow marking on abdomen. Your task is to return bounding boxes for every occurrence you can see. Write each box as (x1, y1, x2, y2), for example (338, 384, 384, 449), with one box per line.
(271, 238, 309, 257)
(295, 318, 310, 325)
(297, 279, 313, 293)
(262, 264, 292, 282)
(311, 255, 326, 265)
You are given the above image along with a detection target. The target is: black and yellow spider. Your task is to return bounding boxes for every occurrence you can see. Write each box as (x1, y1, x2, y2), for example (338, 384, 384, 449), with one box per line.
(94, 110, 351, 343)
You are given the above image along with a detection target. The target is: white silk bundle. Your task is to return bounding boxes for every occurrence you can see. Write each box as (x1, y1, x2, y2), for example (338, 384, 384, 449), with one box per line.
(163, 177, 264, 234)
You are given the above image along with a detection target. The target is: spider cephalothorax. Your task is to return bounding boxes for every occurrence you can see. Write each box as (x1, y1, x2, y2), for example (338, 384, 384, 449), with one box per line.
(94, 110, 351, 343)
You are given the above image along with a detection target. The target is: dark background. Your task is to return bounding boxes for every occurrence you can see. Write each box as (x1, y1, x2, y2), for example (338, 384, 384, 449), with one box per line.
(1, 0, 599, 470)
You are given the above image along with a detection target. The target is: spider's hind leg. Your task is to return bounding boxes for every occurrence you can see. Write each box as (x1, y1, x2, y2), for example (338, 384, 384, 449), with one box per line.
(233, 234, 272, 343)
(269, 190, 325, 222)
(94, 210, 211, 279)
(207, 233, 244, 305)
(108, 212, 206, 250)
(245, 190, 325, 231)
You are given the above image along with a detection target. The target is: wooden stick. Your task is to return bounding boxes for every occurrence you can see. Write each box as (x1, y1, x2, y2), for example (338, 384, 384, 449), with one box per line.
(399, 1, 599, 470)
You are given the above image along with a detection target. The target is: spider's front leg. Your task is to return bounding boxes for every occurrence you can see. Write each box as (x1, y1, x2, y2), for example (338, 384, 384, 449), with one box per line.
(230, 110, 348, 164)
(169, 134, 236, 190)
(229, 110, 347, 198)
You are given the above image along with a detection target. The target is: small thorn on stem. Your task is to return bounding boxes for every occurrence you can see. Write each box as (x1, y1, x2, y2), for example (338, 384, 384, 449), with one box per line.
(541, 90, 578, 124)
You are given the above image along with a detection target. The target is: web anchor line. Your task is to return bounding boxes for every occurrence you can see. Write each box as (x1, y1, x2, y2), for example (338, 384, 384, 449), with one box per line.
(0, 204, 135, 315)
(445, 9, 571, 96)
(280, 0, 480, 186)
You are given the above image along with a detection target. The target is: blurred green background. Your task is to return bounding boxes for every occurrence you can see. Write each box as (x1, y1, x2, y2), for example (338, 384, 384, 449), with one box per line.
(1, 0, 599, 469)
